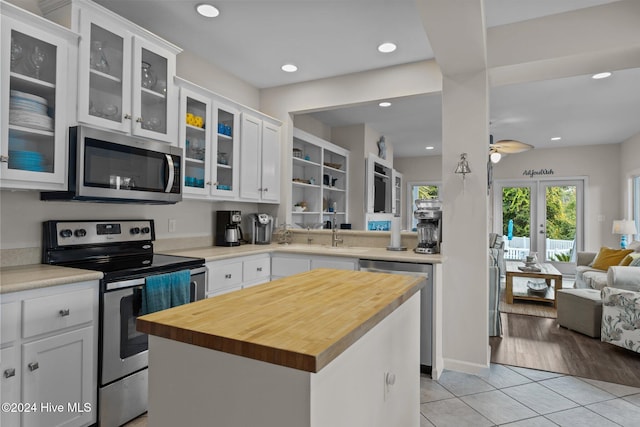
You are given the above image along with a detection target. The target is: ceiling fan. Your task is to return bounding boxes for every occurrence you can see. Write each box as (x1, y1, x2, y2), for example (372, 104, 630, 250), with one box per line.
(489, 135, 533, 163)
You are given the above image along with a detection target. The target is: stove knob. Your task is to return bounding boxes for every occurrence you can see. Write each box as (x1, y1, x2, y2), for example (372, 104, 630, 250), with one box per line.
(59, 229, 73, 238)
(141, 227, 151, 234)
(74, 229, 87, 238)
(130, 227, 141, 235)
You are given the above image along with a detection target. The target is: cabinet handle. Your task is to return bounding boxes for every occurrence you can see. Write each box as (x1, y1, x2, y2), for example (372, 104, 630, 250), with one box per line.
(0, 155, 8, 163)
(206, 181, 212, 186)
(59, 309, 70, 317)
(225, 274, 232, 279)
(28, 362, 39, 372)
(257, 267, 262, 272)
(4, 368, 15, 378)
(263, 188, 268, 192)
(124, 114, 132, 120)
(136, 117, 143, 123)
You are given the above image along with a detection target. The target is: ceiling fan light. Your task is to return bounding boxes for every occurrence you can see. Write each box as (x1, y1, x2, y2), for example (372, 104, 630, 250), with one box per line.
(490, 152, 502, 163)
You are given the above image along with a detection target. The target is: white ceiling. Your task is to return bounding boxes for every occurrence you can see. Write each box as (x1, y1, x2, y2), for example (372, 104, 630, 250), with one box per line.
(94, 0, 639, 158)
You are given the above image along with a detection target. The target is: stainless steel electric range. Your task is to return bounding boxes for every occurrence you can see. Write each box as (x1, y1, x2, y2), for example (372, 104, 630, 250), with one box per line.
(42, 219, 206, 427)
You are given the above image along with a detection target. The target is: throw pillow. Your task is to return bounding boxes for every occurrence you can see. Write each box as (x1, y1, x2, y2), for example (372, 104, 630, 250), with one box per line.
(619, 252, 640, 266)
(591, 247, 634, 270)
(630, 257, 640, 267)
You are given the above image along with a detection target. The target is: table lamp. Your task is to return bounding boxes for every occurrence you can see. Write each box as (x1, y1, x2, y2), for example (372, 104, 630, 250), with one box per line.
(612, 220, 637, 249)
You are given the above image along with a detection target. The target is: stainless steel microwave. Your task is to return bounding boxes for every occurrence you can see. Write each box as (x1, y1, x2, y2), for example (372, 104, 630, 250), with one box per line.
(41, 126, 182, 204)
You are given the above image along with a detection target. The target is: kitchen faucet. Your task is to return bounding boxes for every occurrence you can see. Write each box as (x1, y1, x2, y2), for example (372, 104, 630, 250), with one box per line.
(331, 203, 343, 247)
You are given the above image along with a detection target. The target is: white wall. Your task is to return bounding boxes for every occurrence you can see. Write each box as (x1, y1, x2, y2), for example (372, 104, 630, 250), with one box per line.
(395, 143, 624, 251)
(621, 132, 640, 220)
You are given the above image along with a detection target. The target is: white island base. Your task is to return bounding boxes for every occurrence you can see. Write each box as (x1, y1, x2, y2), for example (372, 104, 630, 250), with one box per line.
(146, 293, 420, 427)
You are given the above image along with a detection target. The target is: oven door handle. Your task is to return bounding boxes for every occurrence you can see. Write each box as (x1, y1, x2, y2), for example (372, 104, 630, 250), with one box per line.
(105, 277, 146, 292)
(164, 154, 175, 193)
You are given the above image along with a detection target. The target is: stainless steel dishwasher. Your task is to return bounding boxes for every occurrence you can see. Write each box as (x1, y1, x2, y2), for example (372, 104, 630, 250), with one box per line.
(359, 259, 433, 372)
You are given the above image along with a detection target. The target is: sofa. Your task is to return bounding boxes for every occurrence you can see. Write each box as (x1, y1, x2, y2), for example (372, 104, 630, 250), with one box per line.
(572, 243, 640, 353)
(575, 246, 640, 291)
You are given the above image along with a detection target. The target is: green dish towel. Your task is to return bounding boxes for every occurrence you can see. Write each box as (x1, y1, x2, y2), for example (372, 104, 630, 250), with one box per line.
(142, 270, 191, 315)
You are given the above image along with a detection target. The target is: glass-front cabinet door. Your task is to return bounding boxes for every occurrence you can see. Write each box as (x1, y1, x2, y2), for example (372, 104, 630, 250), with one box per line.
(78, 18, 131, 135)
(211, 103, 239, 198)
(77, 7, 178, 144)
(0, 6, 77, 190)
(131, 38, 177, 143)
(179, 87, 211, 197)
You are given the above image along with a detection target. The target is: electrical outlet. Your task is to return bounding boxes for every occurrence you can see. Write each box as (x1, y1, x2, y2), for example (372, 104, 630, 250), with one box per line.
(168, 219, 177, 233)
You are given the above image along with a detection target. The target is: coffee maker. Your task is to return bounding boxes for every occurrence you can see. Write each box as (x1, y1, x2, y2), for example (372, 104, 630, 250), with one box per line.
(414, 199, 442, 254)
(215, 210, 243, 246)
(251, 213, 273, 245)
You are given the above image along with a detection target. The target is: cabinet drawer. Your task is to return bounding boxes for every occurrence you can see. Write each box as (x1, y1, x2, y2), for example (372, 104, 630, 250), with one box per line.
(22, 288, 94, 339)
(1, 302, 20, 345)
(243, 257, 271, 283)
(208, 261, 243, 292)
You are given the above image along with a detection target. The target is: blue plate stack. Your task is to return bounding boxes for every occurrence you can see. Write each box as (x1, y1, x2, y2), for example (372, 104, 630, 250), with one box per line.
(8, 150, 44, 172)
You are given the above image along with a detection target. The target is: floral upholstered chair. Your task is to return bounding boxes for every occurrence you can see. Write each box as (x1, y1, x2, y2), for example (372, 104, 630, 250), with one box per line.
(601, 287, 640, 353)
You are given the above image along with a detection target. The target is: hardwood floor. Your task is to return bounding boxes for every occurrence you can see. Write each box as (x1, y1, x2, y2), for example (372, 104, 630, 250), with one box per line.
(490, 312, 640, 387)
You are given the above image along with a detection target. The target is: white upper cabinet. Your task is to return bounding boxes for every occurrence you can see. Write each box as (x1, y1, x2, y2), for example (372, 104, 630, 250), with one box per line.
(73, 1, 180, 143)
(0, 2, 78, 190)
(239, 113, 281, 203)
(177, 78, 240, 200)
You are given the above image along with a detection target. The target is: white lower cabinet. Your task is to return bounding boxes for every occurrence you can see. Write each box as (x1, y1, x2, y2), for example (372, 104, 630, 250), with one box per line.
(271, 253, 358, 279)
(22, 327, 93, 427)
(0, 281, 98, 427)
(206, 254, 271, 296)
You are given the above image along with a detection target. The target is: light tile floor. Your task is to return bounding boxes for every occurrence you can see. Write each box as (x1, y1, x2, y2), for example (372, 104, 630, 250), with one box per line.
(421, 364, 640, 427)
(124, 363, 640, 426)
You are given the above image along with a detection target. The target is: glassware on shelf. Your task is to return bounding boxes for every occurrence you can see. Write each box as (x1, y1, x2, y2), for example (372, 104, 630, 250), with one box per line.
(28, 45, 46, 80)
(102, 104, 119, 119)
(90, 40, 110, 73)
(10, 37, 23, 71)
(217, 152, 228, 165)
(143, 116, 161, 131)
(141, 61, 157, 90)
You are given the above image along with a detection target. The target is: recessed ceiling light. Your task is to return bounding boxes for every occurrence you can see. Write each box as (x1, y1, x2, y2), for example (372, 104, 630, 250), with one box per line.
(592, 72, 612, 79)
(377, 42, 397, 53)
(196, 4, 219, 17)
(550, 136, 562, 141)
(281, 64, 298, 73)
(379, 101, 391, 107)
(425, 146, 434, 150)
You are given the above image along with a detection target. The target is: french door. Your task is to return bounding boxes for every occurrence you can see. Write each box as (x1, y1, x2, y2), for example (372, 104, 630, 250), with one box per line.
(494, 179, 584, 275)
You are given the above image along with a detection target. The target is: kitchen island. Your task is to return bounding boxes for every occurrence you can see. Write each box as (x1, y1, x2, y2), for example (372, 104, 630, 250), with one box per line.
(137, 268, 424, 427)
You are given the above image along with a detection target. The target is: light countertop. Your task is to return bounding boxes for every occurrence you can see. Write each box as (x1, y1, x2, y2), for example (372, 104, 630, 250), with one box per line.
(137, 268, 424, 372)
(0, 264, 103, 294)
(164, 243, 444, 264)
(1, 243, 442, 294)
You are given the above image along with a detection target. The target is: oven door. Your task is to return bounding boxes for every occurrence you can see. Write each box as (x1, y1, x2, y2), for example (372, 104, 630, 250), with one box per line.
(102, 280, 148, 385)
(101, 268, 206, 385)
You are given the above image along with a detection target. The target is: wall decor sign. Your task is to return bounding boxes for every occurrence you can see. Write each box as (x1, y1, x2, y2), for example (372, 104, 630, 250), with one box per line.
(523, 168, 554, 178)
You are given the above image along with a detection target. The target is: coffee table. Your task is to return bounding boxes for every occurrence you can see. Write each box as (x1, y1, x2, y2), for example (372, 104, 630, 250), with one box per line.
(505, 261, 563, 308)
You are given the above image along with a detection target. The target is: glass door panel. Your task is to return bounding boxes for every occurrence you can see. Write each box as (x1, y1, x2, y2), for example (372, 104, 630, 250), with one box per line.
(539, 181, 582, 274)
(214, 107, 236, 193)
(500, 185, 533, 261)
(139, 48, 168, 134)
(8, 30, 57, 174)
(88, 23, 125, 124)
(184, 96, 208, 191)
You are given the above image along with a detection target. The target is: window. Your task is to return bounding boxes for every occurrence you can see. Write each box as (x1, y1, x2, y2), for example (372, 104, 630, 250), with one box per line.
(634, 176, 640, 241)
(408, 182, 441, 230)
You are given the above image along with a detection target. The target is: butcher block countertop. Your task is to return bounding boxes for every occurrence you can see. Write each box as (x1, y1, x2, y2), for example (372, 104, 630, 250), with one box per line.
(137, 268, 424, 373)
